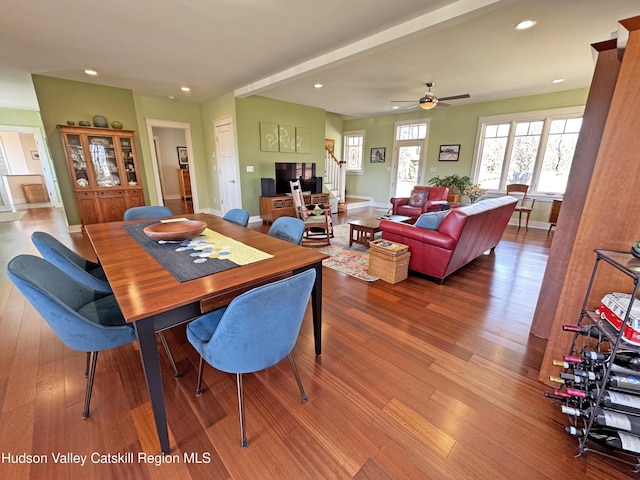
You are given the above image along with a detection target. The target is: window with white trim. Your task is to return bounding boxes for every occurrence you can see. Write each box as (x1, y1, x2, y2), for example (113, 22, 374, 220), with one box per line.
(344, 130, 365, 174)
(472, 107, 583, 195)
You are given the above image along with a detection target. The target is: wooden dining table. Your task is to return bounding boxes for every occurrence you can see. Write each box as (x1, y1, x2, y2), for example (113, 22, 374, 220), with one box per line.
(84, 213, 328, 454)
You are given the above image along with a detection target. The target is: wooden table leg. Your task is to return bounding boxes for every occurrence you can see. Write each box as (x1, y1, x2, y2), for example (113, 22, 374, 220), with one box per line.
(297, 261, 323, 355)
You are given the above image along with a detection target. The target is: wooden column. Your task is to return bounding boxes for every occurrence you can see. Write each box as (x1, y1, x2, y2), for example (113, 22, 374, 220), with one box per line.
(537, 16, 640, 384)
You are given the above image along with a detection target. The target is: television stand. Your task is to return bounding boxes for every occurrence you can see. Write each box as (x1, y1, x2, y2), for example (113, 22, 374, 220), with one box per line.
(259, 193, 330, 224)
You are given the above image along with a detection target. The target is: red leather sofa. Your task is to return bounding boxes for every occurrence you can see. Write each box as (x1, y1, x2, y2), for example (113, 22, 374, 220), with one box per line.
(380, 196, 518, 283)
(389, 186, 449, 220)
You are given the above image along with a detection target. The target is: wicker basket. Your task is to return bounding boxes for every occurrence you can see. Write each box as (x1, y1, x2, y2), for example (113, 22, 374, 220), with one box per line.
(22, 184, 48, 203)
(369, 239, 409, 257)
(369, 250, 411, 284)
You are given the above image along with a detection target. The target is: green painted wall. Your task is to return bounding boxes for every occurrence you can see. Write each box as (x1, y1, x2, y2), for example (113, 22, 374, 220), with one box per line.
(132, 95, 206, 208)
(235, 96, 326, 216)
(0, 108, 42, 127)
(32, 75, 142, 226)
(325, 112, 344, 160)
(199, 92, 237, 211)
(343, 87, 589, 222)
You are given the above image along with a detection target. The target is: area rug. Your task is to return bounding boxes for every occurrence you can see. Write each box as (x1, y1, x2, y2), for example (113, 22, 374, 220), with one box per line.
(0, 211, 26, 223)
(317, 223, 378, 282)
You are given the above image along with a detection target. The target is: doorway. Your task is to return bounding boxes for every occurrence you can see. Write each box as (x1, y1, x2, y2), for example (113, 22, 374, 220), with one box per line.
(145, 119, 197, 214)
(389, 121, 430, 199)
(0, 125, 62, 211)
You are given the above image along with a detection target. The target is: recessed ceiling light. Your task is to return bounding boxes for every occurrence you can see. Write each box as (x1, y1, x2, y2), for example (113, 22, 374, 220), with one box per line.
(168, 95, 176, 100)
(313, 83, 323, 88)
(84, 69, 98, 76)
(552, 78, 565, 84)
(392, 106, 399, 110)
(514, 19, 536, 30)
(181, 86, 191, 92)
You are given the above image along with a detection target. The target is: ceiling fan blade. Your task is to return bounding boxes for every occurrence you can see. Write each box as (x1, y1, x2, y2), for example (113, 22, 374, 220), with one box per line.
(438, 93, 470, 102)
(391, 100, 416, 103)
(405, 104, 420, 110)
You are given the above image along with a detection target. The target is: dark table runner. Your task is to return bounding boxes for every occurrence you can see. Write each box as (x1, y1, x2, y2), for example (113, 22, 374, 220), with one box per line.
(123, 222, 239, 282)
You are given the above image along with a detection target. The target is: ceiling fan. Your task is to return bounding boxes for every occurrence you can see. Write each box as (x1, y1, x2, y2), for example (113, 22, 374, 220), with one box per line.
(391, 82, 470, 110)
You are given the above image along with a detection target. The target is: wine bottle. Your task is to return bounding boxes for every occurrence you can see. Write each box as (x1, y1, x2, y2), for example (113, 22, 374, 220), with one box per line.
(601, 390, 640, 414)
(559, 370, 640, 395)
(559, 372, 598, 389)
(565, 426, 640, 455)
(609, 372, 640, 392)
(561, 405, 640, 434)
(562, 324, 602, 339)
(611, 351, 640, 372)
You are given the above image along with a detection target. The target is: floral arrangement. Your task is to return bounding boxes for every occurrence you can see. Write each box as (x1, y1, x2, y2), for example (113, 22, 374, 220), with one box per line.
(464, 184, 486, 203)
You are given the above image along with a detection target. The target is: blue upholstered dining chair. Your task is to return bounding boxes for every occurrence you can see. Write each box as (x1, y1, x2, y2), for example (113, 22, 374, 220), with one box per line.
(267, 217, 305, 245)
(186, 269, 316, 447)
(31, 231, 180, 378)
(123, 205, 173, 221)
(222, 208, 250, 227)
(32, 231, 110, 293)
(6, 254, 138, 419)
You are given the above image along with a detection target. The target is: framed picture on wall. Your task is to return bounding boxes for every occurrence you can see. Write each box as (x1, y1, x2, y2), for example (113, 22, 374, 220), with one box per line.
(177, 146, 189, 168)
(438, 144, 460, 161)
(370, 147, 386, 163)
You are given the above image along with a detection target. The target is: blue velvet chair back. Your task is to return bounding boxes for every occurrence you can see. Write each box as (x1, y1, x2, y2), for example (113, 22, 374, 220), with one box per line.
(6, 255, 136, 352)
(123, 205, 173, 221)
(222, 208, 250, 227)
(31, 231, 111, 293)
(187, 269, 316, 374)
(267, 217, 305, 245)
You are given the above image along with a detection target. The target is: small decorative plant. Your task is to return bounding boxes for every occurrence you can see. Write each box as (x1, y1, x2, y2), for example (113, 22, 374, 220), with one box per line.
(428, 174, 472, 202)
(464, 184, 486, 203)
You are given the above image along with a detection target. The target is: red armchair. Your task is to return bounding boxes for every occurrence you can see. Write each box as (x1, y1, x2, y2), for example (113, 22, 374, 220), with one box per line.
(390, 186, 449, 221)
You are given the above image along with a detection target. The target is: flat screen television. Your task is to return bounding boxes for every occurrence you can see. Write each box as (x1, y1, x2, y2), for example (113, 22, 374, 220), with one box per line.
(275, 162, 319, 195)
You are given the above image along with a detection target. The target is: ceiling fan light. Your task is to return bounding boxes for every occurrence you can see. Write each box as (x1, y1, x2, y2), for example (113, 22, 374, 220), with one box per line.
(419, 95, 438, 109)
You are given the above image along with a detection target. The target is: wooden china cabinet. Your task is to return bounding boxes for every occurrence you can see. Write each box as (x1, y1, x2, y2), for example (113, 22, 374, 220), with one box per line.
(58, 125, 145, 226)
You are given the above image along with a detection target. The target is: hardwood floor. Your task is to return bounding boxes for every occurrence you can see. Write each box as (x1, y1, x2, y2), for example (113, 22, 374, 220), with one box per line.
(0, 206, 636, 479)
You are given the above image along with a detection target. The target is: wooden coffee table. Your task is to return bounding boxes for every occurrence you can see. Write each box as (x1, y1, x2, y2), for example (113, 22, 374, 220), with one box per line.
(348, 215, 411, 247)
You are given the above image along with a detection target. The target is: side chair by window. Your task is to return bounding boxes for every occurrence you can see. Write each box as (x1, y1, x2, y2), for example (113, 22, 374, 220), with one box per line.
(123, 205, 173, 221)
(222, 208, 250, 227)
(290, 180, 332, 247)
(267, 216, 305, 245)
(186, 269, 316, 447)
(6, 254, 138, 419)
(31, 231, 179, 378)
(506, 184, 536, 231)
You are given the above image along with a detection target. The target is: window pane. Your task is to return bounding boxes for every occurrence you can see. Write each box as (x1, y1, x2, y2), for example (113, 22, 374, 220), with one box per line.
(477, 124, 509, 190)
(396, 146, 421, 197)
(344, 133, 364, 172)
(397, 123, 426, 140)
(506, 122, 540, 185)
(538, 118, 582, 193)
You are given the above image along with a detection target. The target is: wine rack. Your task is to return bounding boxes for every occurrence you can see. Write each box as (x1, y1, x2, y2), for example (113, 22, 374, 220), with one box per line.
(547, 249, 640, 471)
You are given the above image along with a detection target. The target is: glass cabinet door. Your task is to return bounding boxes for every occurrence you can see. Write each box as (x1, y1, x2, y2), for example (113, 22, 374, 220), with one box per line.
(119, 137, 138, 186)
(67, 134, 90, 188)
(88, 135, 121, 187)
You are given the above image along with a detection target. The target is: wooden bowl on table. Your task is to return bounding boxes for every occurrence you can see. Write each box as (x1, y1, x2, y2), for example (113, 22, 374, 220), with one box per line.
(143, 220, 207, 242)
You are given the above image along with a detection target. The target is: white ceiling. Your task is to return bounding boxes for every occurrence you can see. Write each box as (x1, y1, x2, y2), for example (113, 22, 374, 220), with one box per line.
(0, 0, 637, 118)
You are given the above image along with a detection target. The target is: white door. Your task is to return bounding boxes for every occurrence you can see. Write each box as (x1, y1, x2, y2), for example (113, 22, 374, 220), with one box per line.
(215, 118, 241, 212)
(389, 121, 429, 198)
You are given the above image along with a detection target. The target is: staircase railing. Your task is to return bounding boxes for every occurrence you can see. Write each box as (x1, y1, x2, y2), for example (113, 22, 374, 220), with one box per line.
(324, 147, 346, 203)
